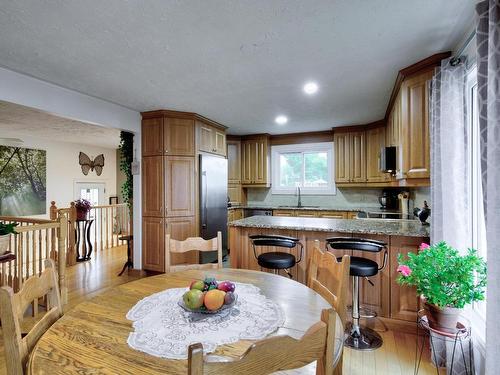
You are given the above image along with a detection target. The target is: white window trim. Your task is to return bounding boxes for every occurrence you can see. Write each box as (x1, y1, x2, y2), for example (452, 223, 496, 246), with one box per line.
(465, 65, 487, 358)
(271, 142, 336, 195)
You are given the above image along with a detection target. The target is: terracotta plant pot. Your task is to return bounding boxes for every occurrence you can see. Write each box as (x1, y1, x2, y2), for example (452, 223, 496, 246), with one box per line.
(0, 234, 10, 255)
(76, 209, 88, 221)
(423, 300, 461, 333)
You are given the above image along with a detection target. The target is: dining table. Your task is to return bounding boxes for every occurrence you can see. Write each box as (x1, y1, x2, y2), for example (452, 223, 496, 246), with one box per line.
(28, 268, 343, 374)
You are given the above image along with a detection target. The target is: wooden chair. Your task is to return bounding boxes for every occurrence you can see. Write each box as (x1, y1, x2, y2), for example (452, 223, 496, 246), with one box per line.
(188, 308, 337, 375)
(165, 231, 223, 272)
(307, 240, 350, 375)
(0, 259, 63, 375)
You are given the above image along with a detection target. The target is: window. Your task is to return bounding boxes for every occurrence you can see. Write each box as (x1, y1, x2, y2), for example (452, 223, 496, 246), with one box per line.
(271, 142, 335, 194)
(466, 66, 487, 322)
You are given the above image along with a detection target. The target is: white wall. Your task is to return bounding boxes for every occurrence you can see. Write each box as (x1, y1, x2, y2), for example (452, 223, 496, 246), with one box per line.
(1, 135, 117, 217)
(0, 67, 143, 268)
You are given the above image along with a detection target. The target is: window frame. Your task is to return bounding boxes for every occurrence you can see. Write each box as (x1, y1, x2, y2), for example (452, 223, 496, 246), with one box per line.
(271, 142, 336, 195)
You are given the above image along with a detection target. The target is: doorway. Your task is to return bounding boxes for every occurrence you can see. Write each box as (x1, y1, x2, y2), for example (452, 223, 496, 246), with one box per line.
(74, 182, 106, 206)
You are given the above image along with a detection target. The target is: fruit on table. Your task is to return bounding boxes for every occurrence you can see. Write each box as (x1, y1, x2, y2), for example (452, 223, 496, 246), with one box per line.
(203, 277, 218, 291)
(204, 289, 226, 311)
(217, 281, 235, 293)
(183, 289, 204, 309)
(224, 291, 235, 305)
(190, 279, 205, 291)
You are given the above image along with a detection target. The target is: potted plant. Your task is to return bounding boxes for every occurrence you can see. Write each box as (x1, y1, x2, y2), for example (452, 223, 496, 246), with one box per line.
(0, 222, 18, 255)
(397, 241, 486, 332)
(74, 199, 92, 220)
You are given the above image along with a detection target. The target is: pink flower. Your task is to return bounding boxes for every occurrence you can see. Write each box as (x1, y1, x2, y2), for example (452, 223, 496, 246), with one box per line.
(419, 243, 430, 251)
(397, 265, 412, 277)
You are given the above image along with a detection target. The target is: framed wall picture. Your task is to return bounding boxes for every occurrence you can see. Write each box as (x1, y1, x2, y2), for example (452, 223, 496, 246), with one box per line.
(109, 196, 118, 205)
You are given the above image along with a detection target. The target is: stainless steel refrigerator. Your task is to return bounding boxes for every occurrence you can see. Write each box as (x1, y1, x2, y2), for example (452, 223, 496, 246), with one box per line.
(199, 154, 228, 264)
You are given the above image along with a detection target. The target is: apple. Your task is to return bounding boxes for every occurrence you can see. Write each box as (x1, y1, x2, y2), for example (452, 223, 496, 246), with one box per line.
(217, 281, 235, 293)
(183, 289, 204, 309)
(190, 279, 205, 291)
(224, 291, 235, 305)
(204, 289, 226, 311)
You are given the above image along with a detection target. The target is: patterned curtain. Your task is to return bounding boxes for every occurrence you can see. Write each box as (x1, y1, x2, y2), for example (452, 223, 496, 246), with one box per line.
(430, 58, 469, 249)
(476, 1, 500, 373)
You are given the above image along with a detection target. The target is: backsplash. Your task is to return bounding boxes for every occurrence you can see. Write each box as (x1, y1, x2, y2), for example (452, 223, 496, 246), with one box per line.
(246, 186, 431, 211)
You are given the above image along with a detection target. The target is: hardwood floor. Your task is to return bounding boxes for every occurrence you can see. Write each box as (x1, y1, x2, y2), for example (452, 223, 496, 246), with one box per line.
(0, 246, 442, 374)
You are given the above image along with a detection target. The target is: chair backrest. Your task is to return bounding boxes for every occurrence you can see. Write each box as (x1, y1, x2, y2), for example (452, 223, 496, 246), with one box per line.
(0, 259, 63, 375)
(307, 241, 350, 323)
(165, 232, 222, 272)
(326, 237, 386, 253)
(188, 308, 337, 375)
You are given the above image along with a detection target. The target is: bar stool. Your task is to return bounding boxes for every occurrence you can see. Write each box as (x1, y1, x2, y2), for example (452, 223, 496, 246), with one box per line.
(249, 234, 303, 278)
(326, 237, 387, 351)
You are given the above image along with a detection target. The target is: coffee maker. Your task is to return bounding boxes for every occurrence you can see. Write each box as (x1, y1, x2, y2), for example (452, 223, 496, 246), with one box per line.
(378, 189, 399, 210)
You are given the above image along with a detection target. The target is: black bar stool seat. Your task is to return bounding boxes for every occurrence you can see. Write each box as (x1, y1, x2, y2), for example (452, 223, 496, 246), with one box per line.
(339, 256, 379, 277)
(249, 234, 304, 278)
(258, 252, 296, 269)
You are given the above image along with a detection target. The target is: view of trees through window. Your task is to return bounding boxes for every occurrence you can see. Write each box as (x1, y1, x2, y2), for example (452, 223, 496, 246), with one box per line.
(279, 151, 328, 188)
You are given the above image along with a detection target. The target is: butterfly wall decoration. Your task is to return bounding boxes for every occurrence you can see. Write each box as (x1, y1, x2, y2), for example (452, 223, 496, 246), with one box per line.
(79, 152, 105, 176)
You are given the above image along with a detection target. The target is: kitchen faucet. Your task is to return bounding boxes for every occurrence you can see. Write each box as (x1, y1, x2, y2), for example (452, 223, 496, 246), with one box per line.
(297, 187, 302, 208)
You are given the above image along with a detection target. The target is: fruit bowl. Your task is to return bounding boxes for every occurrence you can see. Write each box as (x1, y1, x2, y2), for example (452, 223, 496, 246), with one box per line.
(180, 277, 238, 314)
(178, 293, 238, 314)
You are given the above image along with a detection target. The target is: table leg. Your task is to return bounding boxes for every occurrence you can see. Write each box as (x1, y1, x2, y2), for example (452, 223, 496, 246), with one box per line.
(86, 220, 94, 260)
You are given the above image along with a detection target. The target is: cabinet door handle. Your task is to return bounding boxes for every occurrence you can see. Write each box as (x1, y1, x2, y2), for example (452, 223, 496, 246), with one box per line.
(165, 149, 169, 154)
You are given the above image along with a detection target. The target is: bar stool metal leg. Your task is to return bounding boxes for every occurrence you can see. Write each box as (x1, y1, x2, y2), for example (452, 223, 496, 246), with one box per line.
(344, 275, 383, 351)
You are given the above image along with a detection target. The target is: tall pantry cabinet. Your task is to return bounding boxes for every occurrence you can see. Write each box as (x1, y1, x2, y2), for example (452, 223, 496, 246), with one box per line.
(141, 110, 226, 272)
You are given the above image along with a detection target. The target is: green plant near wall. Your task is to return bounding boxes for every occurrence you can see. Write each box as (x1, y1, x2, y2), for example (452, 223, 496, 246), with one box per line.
(119, 131, 134, 211)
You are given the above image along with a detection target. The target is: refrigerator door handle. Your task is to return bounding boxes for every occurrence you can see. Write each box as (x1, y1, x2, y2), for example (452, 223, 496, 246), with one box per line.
(201, 171, 208, 229)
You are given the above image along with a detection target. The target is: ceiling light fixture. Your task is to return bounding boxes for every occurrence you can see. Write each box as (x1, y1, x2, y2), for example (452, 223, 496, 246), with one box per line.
(275, 115, 288, 125)
(303, 81, 319, 95)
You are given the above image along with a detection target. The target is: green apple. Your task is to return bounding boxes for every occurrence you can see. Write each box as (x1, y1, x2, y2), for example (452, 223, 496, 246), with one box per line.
(183, 289, 204, 309)
(189, 279, 205, 291)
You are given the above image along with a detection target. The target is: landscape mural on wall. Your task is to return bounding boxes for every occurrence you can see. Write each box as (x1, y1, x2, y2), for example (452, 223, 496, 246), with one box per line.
(0, 145, 46, 216)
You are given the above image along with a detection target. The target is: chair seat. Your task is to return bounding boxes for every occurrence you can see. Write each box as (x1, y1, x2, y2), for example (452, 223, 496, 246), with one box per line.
(258, 252, 296, 269)
(338, 256, 378, 277)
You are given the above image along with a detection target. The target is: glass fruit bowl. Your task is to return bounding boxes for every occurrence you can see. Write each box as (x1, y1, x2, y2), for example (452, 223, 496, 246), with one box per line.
(178, 293, 238, 314)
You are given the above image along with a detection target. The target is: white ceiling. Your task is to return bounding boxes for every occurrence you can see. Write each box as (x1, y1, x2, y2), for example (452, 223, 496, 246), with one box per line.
(0, 1, 474, 135)
(0, 101, 121, 149)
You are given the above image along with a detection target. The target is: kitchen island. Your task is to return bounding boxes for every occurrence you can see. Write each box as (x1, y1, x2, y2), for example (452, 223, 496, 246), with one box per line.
(228, 216, 430, 323)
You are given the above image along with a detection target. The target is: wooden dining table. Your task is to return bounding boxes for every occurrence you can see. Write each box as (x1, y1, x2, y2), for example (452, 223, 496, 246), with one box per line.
(28, 268, 343, 374)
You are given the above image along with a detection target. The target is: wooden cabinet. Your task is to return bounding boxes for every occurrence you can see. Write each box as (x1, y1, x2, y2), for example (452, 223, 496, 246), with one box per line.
(197, 122, 226, 156)
(400, 70, 432, 180)
(295, 211, 319, 218)
(317, 211, 347, 219)
(142, 110, 227, 272)
(241, 135, 270, 186)
(165, 157, 195, 217)
(334, 132, 350, 184)
(227, 140, 241, 184)
(142, 118, 163, 156)
(366, 126, 387, 182)
(389, 236, 422, 321)
(164, 118, 194, 156)
(272, 209, 296, 217)
(142, 217, 164, 272)
(334, 131, 366, 184)
(141, 156, 164, 217)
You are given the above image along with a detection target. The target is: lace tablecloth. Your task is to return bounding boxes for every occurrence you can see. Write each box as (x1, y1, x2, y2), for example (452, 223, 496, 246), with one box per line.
(126, 282, 285, 359)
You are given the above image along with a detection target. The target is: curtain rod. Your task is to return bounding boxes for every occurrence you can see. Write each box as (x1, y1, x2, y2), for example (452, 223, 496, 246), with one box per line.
(451, 29, 476, 66)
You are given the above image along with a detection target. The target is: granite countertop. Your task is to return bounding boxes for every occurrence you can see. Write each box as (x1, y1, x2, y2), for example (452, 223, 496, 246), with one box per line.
(228, 215, 430, 237)
(227, 205, 385, 212)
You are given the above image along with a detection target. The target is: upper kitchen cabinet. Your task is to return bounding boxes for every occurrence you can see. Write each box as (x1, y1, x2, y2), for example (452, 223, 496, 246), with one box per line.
(164, 118, 195, 156)
(227, 139, 241, 184)
(366, 125, 388, 183)
(240, 134, 270, 187)
(334, 130, 366, 185)
(142, 117, 164, 156)
(400, 69, 432, 180)
(197, 121, 227, 156)
(142, 113, 194, 156)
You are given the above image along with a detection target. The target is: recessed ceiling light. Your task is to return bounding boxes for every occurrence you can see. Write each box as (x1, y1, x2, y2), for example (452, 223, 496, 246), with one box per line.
(303, 81, 319, 95)
(275, 115, 288, 125)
